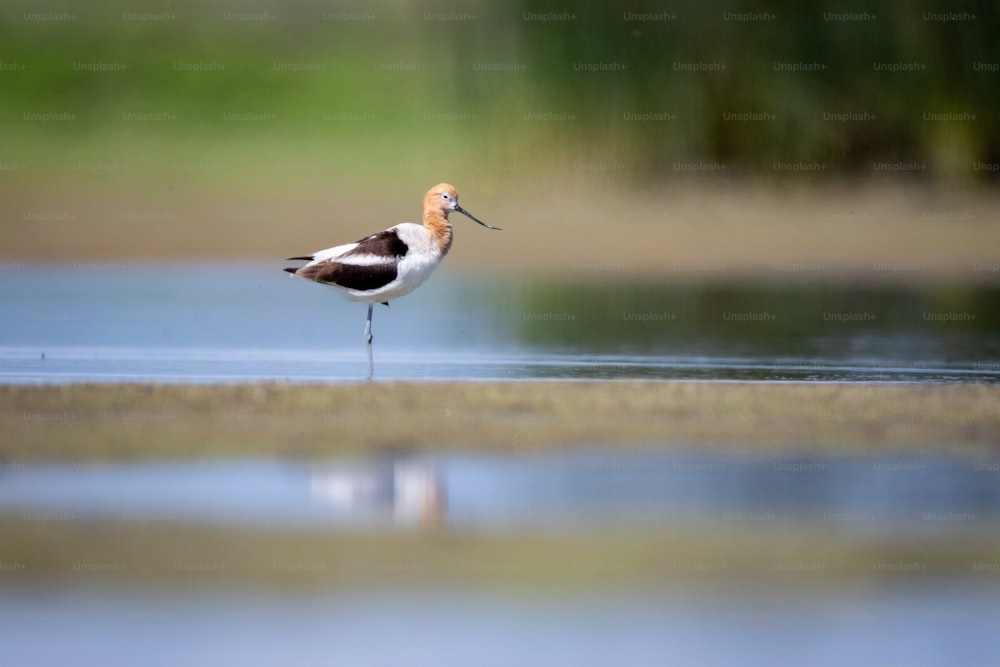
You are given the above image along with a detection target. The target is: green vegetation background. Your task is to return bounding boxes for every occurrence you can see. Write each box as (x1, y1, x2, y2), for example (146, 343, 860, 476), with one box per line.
(2, 0, 998, 190)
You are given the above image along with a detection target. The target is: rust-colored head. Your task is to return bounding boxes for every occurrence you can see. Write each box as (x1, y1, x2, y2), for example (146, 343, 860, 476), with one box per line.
(422, 183, 500, 230)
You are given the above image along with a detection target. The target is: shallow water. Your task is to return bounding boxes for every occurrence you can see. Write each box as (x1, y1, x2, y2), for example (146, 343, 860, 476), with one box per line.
(2, 451, 998, 532)
(1, 263, 998, 383)
(2, 451, 999, 665)
(4, 263, 999, 662)
(2, 584, 998, 667)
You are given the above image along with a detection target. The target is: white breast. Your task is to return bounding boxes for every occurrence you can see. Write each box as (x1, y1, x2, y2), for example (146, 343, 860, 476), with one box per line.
(382, 223, 445, 298)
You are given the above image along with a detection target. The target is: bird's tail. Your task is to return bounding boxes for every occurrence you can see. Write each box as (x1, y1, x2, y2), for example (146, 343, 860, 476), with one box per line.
(283, 256, 313, 275)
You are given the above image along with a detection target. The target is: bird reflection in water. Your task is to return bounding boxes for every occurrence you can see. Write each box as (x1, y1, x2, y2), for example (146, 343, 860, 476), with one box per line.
(310, 454, 446, 529)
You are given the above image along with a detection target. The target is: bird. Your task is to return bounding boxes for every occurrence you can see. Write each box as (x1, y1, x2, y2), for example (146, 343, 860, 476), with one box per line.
(284, 183, 499, 372)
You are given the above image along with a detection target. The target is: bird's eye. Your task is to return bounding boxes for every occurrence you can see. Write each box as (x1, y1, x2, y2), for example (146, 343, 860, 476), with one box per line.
(441, 193, 450, 200)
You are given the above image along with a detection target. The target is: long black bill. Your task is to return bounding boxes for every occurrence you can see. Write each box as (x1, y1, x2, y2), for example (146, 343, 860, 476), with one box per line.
(455, 204, 501, 230)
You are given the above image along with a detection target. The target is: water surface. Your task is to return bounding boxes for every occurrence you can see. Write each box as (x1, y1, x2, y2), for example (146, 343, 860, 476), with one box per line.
(1, 263, 997, 383)
(4, 447, 999, 664)
(2, 584, 997, 667)
(2, 451, 998, 532)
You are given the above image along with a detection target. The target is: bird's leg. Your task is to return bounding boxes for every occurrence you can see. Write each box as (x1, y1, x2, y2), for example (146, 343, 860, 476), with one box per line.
(364, 303, 374, 345)
(365, 303, 374, 379)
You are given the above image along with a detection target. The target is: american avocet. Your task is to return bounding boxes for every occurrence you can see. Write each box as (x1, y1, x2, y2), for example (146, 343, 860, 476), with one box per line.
(284, 183, 499, 364)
